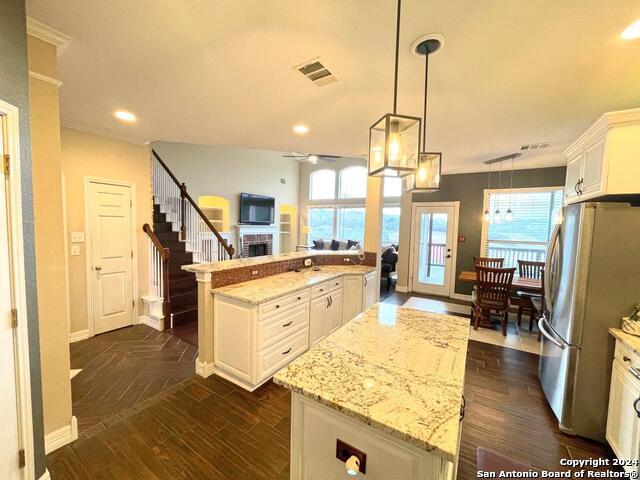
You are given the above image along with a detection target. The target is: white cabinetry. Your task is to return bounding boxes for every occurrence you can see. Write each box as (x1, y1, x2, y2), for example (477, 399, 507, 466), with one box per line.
(343, 275, 364, 325)
(309, 280, 344, 347)
(363, 271, 377, 310)
(606, 338, 640, 474)
(309, 295, 329, 346)
(563, 109, 640, 204)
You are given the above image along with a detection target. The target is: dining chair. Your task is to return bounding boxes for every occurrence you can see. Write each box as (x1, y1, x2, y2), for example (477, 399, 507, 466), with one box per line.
(473, 256, 504, 268)
(512, 260, 545, 330)
(471, 266, 516, 336)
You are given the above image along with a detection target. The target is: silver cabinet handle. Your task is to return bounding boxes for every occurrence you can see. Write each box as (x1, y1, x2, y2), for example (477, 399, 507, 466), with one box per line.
(634, 397, 640, 418)
(630, 367, 640, 382)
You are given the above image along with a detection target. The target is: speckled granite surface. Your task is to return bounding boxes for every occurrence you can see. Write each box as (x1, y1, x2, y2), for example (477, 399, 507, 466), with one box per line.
(274, 303, 470, 462)
(610, 328, 640, 353)
(212, 265, 375, 304)
(182, 250, 365, 273)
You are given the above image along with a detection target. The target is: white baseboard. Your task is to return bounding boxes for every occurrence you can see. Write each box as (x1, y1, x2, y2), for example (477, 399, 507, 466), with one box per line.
(39, 470, 51, 480)
(195, 357, 215, 378)
(68, 329, 89, 343)
(451, 293, 472, 302)
(45, 416, 77, 454)
(395, 285, 409, 293)
(138, 314, 163, 331)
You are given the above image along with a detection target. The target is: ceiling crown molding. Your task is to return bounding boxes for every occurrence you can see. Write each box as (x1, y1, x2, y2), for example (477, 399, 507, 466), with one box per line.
(26, 17, 72, 48)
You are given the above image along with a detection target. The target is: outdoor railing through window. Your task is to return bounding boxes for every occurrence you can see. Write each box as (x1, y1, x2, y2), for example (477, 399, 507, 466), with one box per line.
(487, 244, 546, 268)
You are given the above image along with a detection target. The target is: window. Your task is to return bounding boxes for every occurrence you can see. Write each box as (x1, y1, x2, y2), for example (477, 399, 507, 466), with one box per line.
(481, 188, 563, 268)
(382, 207, 401, 244)
(308, 207, 335, 240)
(338, 166, 367, 199)
(309, 169, 336, 200)
(384, 177, 402, 197)
(337, 207, 365, 242)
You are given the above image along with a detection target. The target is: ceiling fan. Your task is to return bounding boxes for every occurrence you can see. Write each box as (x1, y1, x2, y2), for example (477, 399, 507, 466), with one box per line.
(282, 152, 342, 165)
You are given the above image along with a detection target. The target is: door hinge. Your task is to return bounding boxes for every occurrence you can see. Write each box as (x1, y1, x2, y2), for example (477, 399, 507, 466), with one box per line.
(132, 300, 135, 308)
(18, 448, 25, 468)
(10, 308, 18, 328)
(3, 154, 10, 176)
(131, 250, 133, 259)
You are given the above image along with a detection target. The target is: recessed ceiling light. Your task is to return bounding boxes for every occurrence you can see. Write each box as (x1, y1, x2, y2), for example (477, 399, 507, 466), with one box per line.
(621, 19, 640, 40)
(114, 110, 137, 123)
(293, 124, 309, 134)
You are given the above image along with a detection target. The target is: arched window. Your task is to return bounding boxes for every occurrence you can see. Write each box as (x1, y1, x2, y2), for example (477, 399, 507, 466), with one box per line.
(309, 169, 336, 200)
(384, 177, 402, 197)
(338, 166, 367, 199)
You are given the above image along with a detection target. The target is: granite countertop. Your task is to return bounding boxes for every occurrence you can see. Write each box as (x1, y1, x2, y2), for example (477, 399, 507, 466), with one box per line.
(212, 265, 376, 304)
(610, 328, 640, 353)
(273, 303, 470, 462)
(182, 250, 365, 273)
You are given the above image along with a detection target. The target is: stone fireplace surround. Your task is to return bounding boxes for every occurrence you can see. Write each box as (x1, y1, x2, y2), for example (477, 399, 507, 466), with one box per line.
(235, 224, 279, 258)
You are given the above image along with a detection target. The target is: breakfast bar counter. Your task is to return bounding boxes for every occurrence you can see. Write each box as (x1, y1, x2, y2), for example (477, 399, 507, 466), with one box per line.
(274, 303, 470, 479)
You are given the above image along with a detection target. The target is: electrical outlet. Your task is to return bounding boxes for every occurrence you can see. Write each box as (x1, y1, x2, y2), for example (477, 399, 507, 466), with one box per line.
(304, 259, 312, 267)
(336, 439, 367, 474)
(343, 258, 350, 263)
(71, 245, 81, 256)
(251, 270, 259, 276)
(71, 232, 85, 243)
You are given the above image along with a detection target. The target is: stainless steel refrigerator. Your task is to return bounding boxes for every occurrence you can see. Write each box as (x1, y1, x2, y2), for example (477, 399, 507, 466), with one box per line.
(539, 201, 640, 441)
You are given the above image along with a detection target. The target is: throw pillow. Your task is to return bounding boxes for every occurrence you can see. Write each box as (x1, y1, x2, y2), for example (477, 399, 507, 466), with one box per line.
(312, 239, 324, 250)
(330, 239, 340, 251)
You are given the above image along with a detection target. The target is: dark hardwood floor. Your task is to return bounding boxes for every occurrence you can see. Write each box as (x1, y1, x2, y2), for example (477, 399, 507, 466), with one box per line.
(50, 295, 614, 479)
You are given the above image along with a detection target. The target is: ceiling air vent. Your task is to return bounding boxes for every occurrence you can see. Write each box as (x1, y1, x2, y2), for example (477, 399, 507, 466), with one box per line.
(520, 142, 551, 151)
(294, 58, 338, 87)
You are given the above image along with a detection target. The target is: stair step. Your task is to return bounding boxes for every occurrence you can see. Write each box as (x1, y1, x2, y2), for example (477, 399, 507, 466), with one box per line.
(164, 242, 186, 253)
(170, 276, 197, 295)
(172, 306, 197, 327)
(170, 251, 194, 265)
(170, 290, 197, 309)
(157, 231, 180, 243)
(153, 221, 173, 233)
(169, 266, 193, 280)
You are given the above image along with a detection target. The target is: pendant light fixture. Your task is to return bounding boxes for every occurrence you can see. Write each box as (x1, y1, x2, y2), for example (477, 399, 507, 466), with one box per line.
(506, 156, 514, 221)
(494, 160, 503, 223)
(483, 165, 492, 222)
(404, 36, 443, 192)
(368, 0, 421, 177)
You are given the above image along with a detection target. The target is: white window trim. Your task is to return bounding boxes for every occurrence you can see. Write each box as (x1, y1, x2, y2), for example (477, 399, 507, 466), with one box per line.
(338, 166, 367, 200)
(479, 186, 564, 260)
(309, 169, 337, 201)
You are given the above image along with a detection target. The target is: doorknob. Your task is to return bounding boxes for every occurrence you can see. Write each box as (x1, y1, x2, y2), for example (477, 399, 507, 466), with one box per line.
(95, 265, 102, 271)
(446, 255, 451, 258)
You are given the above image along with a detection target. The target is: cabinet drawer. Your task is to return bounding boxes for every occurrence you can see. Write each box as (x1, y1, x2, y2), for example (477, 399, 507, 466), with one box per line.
(259, 289, 310, 318)
(257, 303, 309, 351)
(615, 340, 640, 370)
(326, 277, 343, 292)
(311, 281, 331, 298)
(257, 327, 309, 382)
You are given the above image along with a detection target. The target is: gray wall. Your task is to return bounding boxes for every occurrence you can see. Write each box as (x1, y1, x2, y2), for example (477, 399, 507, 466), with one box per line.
(398, 166, 566, 295)
(0, 0, 46, 475)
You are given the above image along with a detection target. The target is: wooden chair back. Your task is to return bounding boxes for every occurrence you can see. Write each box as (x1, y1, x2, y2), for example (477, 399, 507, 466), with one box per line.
(473, 256, 504, 268)
(474, 266, 516, 311)
(518, 260, 545, 279)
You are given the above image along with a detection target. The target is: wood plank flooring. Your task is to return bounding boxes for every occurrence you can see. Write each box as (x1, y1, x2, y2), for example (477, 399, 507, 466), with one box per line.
(51, 305, 615, 479)
(69, 324, 197, 434)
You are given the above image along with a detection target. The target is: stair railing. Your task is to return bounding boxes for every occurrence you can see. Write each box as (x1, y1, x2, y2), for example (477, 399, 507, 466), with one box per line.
(151, 149, 235, 262)
(143, 224, 171, 319)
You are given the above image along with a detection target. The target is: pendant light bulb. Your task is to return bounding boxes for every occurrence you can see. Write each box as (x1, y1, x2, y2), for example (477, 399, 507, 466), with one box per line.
(483, 209, 490, 222)
(494, 208, 501, 223)
(388, 134, 401, 162)
(506, 208, 513, 222)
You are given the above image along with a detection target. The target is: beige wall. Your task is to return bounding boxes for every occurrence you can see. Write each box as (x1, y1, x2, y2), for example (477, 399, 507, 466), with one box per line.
(61, 128, 151, 334)
(27, 35, 73, 435)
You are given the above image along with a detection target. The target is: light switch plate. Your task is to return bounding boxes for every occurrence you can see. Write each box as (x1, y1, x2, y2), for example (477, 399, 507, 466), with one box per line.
(71, 245, 81, 256)
(71, 232, 85, 243)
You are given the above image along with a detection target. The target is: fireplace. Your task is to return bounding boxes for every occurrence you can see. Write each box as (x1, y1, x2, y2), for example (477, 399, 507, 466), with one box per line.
(240, 233, 274, 257)
(248, 243, 268, 257)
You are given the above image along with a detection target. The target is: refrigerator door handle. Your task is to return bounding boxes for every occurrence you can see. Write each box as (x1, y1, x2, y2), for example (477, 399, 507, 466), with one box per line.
(544, 223, 561, 313)
(538, 314, 582, 351)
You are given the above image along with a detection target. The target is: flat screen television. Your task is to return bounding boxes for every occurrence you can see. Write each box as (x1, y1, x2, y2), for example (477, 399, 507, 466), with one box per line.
(239, 193, 275, 225)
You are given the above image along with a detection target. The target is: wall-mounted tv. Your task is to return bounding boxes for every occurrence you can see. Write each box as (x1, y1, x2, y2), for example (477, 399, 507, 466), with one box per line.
(239, 193, 275, 225)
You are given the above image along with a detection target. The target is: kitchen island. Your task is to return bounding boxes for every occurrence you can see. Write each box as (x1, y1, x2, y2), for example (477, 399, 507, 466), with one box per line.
(274, 303, 470, 480)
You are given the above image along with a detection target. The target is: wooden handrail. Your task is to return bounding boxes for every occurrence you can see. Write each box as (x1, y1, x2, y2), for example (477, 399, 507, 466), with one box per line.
(143, 224, 171, 260)
(151, 149, 235, 258)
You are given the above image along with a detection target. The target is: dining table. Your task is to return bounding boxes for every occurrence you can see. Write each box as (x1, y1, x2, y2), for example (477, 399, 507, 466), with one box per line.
(458, 270, 542, 293)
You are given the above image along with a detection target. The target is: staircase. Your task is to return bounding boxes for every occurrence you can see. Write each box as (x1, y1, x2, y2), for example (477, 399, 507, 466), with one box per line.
(143, 150, 234, 331)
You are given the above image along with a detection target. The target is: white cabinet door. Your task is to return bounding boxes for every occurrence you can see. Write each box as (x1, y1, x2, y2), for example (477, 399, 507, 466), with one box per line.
(327, 289, 343, 335)
(309, 295, 328, 346)
(363, 272, 377, 310)
(564, 154, 583, 203)
(606, 361, 640, 473)
(343, 275, 363, 325)
(581, 139, 605, 197)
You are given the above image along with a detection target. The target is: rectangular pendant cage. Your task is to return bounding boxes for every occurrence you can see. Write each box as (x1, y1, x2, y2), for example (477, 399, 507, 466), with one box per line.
(368, 113, 421, 177)
(403, 152, 442, 192)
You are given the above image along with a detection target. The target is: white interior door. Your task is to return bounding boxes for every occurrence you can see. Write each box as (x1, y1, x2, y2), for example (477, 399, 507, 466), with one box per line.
(411, 204, 457, 296)
(88, 181, 134, 335)
(0, 115, 22, 479)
